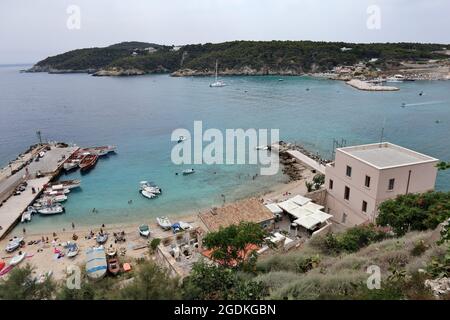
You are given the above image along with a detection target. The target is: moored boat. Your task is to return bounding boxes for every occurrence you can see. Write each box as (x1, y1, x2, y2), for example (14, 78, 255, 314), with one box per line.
(21, 210, 32, 223)
(140, 181, 161, 194)
(79, 154, 98, 172)
(156, 216, 172, 230)
(49, 179, 81, 190)
(182, 168, 195, 175)
(37, 204, 65, 215)
(85, 246, 107, 280)
(5, 237, 24, 253)
(141, 189, 157, 199)
(138, 224, 150, 237)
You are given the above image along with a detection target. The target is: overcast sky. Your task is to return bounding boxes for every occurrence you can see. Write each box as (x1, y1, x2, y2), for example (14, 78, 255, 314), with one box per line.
(1, 0, 449, 64)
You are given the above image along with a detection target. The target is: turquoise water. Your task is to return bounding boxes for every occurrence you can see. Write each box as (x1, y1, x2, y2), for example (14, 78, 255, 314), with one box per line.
(0, 65, 449, 232)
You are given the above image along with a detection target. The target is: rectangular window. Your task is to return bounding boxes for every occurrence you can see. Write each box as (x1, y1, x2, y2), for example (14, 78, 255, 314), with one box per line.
(344, 186, 350, 200)
(365, 175, 371, 188)
(329, 179, 334, 190)
(388, 178, 395, 190)
(342, 212, 347, 224)
(346, 165, 352, 177)
(362, 201, 368, 213)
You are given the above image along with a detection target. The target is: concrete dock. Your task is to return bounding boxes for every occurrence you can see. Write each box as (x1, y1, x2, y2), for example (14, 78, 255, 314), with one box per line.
(0, 144, 78, 239)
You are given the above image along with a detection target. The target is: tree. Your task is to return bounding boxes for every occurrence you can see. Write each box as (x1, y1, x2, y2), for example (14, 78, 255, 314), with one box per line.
(0, 264, 56, 300)
(149, 238, 161, 254)
(182, 260, 268, 300)
(436, 161, 450, 171)
(377, 191, 450, 236)
(118, 261, 181, 300)
(305, 181, 314, 192)
(202, 222, 268, 269)
(312, 173, 325, 190)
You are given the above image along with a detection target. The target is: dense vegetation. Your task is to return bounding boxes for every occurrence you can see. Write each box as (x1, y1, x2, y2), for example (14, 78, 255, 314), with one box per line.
(32, 40, 449, 74)
(2, 192, 450, 300)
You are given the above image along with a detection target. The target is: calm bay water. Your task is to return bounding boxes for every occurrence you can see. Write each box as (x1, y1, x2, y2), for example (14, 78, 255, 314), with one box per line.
(0, 65, 449, 232)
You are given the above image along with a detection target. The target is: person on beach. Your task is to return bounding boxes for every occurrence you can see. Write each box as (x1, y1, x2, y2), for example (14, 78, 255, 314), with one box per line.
(72, 222, 75, 229)
(23, 227, 26, 234)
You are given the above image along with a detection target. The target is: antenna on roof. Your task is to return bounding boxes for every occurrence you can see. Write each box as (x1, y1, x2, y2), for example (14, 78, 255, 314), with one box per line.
(379, 117, 386, 146)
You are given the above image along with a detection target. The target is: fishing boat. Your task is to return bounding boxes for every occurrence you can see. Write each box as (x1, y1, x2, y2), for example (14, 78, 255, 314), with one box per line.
(66, 242, 79, 258)
(96, 233, 108, 244)
(5, 237, 24, 253)
(85, 246, 107, 280)
(107, 257, 120, 276)
(79, 154, 98, 172)
(138, 224, 150, 238)
(182, 168, 195, 175)
(37, 204, 65, 215)
(10, 251, 26, 266)
(156, 216, 172, 230)
(209, 60, 226, 87)
(49, 179, 81, 190)
(141, 189, 157, 199)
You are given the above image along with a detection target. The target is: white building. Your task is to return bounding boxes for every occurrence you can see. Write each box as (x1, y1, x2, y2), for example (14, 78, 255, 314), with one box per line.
(325, 142, 439, 226)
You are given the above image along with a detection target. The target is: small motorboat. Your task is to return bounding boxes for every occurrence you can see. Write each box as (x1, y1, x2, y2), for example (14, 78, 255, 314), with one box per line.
(177, 136, 186, 143)
(38, 194, 68, 203)
(44, 188, 70, 195)
(49, 179, 81, 190)
(172, 222, 181, 233)
(156, 216, 172, 230)
(107, 257, 120, 276)
(141, 189, 157, 199)
(10, 251, 26, 266)
(63, 160, 80, 171)
(86, 247, 107, 280)
(66, 243, 79, 258)
(140, 181, 161, 194)
(5, 237, 24, 253)
(37, 204, 65, 215)
(182, 168, 195, 175)
(138, 224, 150, 238)
(96, 233, 108, 244)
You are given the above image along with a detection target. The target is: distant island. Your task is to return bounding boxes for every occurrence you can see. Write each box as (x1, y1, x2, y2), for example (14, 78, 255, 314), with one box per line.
(28, 41, 450, 80)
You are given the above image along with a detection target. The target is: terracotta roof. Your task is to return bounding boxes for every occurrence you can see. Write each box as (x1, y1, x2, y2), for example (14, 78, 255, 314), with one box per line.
(201, 244, 260, 267)
(198, 198, 274, 232)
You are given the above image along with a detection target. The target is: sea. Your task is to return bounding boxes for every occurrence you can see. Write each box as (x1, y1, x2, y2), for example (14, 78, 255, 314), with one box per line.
(0, 64, 449, 233)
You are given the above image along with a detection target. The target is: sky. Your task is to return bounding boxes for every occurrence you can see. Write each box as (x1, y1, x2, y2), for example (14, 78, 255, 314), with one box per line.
(1, 0, 449, 64)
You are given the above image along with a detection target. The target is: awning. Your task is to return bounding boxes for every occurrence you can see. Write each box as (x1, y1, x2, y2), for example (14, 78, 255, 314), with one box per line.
(294, 215, 321, 230)
(311, 211, 333, 223)
(265, 203, 283, 215)
(290, 195, 312, 206)
(289, 206, 313, 219)
(277, 200, 300, 213)
(303, 202, 324, 211)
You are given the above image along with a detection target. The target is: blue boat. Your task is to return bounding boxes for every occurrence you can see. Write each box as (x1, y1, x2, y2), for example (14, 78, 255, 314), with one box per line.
(85, 247, 107, 280)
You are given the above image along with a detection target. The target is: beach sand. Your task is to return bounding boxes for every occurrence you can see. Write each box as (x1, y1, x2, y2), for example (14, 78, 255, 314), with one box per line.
(0, 167, 316, 282)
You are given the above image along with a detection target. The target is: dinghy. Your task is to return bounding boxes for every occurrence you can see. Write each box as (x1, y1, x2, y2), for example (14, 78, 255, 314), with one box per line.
(138, 224, 150, 238)
(37, 204, 65, 215)
(85, 247, 107, 280)
(10, 251, 26, 266)
(140, 181, 161, 194)
(156, 216, 172, 230)
(21, 210, 32, 223)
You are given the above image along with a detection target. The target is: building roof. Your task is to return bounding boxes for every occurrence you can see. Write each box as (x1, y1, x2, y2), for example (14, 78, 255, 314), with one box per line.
(198, 198, 274, 232)
(338, 142, 438, 169)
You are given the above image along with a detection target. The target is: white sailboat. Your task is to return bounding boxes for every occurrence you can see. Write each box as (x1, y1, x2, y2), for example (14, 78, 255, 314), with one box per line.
(209, 60, 226, 87)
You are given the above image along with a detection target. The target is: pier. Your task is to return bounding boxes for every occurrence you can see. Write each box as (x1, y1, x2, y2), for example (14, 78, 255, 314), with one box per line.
(0, 144, 78, 239)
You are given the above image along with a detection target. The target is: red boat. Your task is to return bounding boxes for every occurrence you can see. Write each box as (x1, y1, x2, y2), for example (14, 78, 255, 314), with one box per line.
(79, 154, 98, 172)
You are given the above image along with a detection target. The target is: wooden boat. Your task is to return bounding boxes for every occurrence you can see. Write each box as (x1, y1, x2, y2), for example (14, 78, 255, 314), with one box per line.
(10, 251, 26, 266)
(107, 258, 120, 276)
(85, 247, 107, 280)
(79, 154, 98, 172)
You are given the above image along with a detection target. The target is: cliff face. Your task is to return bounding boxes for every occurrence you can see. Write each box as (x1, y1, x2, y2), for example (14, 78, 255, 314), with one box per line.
(171, 66, 305, 77)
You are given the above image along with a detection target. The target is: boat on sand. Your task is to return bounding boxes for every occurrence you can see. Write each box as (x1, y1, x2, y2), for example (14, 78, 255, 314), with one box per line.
(85, 247, 107, 280)
(10, 251, 26, 266)
(156, 216, 172, 230)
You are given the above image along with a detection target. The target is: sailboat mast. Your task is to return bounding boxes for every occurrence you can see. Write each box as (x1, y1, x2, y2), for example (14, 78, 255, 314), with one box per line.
(215, 60, 218, 81)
